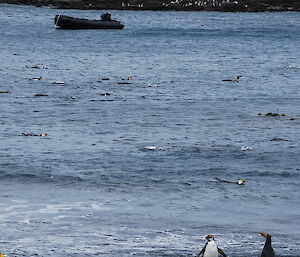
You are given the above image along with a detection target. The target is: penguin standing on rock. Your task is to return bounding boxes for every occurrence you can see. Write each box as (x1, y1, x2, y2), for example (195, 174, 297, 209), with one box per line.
(260, 232, 275, 257)
(197, 235, 227, 257)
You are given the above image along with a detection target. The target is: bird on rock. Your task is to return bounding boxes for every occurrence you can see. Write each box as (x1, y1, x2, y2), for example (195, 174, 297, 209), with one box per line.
(197, 235, 227, 257)
(260, 232, 275, 257)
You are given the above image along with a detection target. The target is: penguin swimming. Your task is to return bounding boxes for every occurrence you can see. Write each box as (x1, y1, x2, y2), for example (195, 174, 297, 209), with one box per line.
(237, 179, 246, 185)
(197, 235, 227, 257)
(260, 232, 275, 257)
(222, 76, 242, 82)
(29, 76, 43, 81)
(215, 177, 246, 185)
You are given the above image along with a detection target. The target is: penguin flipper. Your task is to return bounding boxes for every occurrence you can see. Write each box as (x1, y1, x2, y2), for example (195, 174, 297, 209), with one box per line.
(196, 248, 204, 257)
(197, 243, 207, 257)
(218, 247, 227, 257)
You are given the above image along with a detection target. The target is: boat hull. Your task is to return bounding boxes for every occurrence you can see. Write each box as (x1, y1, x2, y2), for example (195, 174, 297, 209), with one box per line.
(54, 15, 124, 29)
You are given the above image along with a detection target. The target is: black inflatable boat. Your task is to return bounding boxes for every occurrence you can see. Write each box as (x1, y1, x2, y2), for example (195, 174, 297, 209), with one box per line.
(54, 14, 124, 29)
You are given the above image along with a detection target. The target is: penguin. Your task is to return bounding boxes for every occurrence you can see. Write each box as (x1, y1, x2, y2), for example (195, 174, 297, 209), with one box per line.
(197, 235, 227, 257)
(215, 177, 246, 185)
(237, 179, 246, 185)
(260, 232, 275, 257)
(222, 76, 242, 82)
(29, 76, 43, 81)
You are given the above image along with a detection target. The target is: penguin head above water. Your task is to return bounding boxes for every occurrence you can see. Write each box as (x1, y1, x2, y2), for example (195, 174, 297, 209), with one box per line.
(237, 179, 246, 185)
(205, 234, 215, 241)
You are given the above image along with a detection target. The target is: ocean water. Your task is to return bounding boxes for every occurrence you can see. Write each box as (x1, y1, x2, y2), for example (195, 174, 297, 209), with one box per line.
(0, 4, 299, 256)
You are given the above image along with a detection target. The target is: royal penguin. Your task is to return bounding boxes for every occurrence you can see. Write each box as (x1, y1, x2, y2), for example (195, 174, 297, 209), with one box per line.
(197, 235, 227, 257)
(260, 232, 275, 257)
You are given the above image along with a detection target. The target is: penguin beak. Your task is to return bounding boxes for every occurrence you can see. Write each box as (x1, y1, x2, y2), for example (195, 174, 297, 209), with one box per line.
(260, 232, 267, 238)
(205, 235, 214, 240)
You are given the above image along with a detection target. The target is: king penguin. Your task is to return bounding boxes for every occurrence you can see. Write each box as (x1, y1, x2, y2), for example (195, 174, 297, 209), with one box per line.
(197, 235, 227, 257)
(260, 232, 275, 257)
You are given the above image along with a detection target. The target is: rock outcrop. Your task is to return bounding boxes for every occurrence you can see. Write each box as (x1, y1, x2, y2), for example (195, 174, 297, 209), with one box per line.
(1, 0, 299, 11)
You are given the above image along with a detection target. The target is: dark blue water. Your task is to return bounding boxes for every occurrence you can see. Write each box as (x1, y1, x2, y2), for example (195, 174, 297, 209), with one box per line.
(0, 4, 299, 256)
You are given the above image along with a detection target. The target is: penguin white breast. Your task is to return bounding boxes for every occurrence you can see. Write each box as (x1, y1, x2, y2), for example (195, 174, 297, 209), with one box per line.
(204, 240, 218, 257)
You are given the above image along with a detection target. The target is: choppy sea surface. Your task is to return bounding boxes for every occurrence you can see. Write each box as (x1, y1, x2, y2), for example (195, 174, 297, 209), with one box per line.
(0, 4, 299, 256)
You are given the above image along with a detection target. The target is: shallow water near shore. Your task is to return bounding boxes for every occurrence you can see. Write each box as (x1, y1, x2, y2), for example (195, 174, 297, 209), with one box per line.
(0, 4, 300, 256)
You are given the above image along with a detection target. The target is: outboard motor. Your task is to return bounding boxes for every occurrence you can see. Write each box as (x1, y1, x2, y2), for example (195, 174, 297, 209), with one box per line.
(101, 12, 112, 21)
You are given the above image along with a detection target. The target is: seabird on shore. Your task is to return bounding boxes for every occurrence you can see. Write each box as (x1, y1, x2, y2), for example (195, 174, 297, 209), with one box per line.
(260, 232, 275, 257)
(197, 235, 227, 257)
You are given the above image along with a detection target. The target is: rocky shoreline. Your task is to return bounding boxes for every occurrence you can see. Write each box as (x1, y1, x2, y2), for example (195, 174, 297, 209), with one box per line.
(1, 0, 299, 11)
